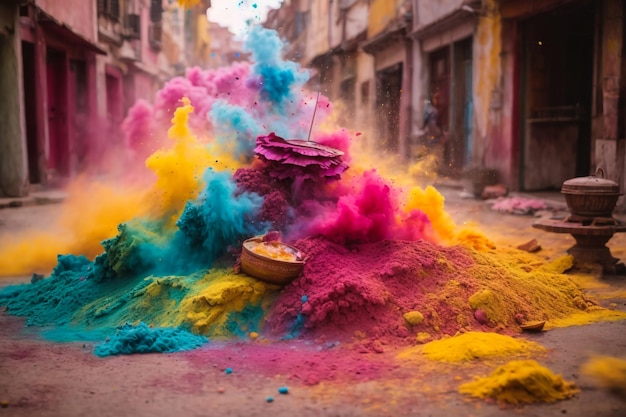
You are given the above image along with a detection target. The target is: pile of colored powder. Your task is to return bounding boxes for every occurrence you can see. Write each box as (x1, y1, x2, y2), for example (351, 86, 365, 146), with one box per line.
(462, 250, 626, 328)
(459, 360, 579, 404)
(581, 355, 626, 396)
(266, 237, 477, 347)
(94, 322, 207, 357)
(397, 332, 545, 363)
(0, 257, 277, 344)
(267, 236, 622, 348)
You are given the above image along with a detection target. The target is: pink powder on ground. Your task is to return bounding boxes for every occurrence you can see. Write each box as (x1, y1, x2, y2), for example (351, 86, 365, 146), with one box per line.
(491, 197, 548, 215)
(268, 237, 479, 351)
(183, 341, 393, 386)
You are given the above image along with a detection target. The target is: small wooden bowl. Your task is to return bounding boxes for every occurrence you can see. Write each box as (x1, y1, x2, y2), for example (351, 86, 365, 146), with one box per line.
(240, 237, 305, 285)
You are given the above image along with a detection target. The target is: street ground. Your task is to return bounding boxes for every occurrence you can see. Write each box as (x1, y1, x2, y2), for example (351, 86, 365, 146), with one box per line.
(0, 185, 625, 417)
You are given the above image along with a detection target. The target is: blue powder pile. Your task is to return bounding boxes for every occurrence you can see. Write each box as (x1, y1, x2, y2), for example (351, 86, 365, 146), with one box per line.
(93, 322, 207, 357)
(174, 169, 266, 269)
(0, 255, 107, 327)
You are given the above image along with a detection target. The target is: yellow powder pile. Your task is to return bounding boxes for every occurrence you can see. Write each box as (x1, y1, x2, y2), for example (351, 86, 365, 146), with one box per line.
(181, 270, 278, 336)
(581, 356, 626, 396)
(398, 332, 545, 363)
(465, 250, 626, 328)
(459, 360, 579, 404)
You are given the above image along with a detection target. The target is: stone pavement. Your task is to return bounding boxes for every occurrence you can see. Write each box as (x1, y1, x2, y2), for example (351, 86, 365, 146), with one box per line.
(0, 188, 67, 210)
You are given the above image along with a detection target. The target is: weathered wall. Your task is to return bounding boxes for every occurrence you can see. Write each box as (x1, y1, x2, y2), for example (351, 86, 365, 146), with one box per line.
(36, 0, 96, 42)
(415, 0, 465, 26)
(329, 0, 342, 49)
(345, 0, 368, 40)
(368, 0, 397, 37)
(373, 46, 404, 72)
(596, 0, 625, 206)
(472, 0, 502, 168)
(305, 0, 330, 64)
(0, 2, 28, 197)
(355, 50, 375, 145)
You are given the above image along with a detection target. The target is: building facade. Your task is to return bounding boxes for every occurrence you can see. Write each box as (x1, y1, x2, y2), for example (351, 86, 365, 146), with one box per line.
(0, 0, 214, 198)
(264, 0, 626, 209)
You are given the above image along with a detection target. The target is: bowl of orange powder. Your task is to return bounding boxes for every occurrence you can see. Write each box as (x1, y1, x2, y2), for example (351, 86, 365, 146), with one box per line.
(240, 235, 305, 285)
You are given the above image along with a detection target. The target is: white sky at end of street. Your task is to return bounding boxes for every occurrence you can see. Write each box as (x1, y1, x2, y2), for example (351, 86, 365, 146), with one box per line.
(206, 0, 283, 38)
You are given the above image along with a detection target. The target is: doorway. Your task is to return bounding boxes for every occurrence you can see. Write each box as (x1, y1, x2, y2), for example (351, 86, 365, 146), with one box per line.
(376, 63, 403, 153)
(46, 47, 69, 177)
(105, 66, 124, 146)
(22, 41, 40, 183)
(520, 1, 594, 190)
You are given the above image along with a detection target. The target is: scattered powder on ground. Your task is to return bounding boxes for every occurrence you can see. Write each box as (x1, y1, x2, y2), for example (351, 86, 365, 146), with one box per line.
(397, 332, 544, 363)
(94, 322, 207, 356)
(491, 197, 548, 215)
(183, 340, 391, 386)
(459, 360, 579, 404)
(581, 356, 626, 396)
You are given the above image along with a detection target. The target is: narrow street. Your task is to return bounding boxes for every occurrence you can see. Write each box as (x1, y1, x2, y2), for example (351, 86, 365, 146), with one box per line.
(1, 187, 625, 417)
(2, 1, 626, 416)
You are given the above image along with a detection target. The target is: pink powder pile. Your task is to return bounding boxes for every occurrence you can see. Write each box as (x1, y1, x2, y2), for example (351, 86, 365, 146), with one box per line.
(233, 167, 291, 229)
(267, 237, 479, 352)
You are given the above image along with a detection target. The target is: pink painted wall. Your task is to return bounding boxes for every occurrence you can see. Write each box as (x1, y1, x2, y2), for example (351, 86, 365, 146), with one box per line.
(35, 0, 96, 42)
(140, 4, 159, 68)
(134, 72, 156, 103)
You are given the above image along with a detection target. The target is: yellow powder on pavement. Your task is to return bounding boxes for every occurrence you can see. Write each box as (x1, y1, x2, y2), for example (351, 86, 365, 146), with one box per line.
(581, 356, 626, 396)
(459, 360, 578, 404)
(546, 310, 626, 329)
(398, 332, 545, 363)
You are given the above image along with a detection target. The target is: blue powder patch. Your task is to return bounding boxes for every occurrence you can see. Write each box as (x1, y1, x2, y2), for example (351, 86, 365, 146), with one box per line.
(209, 100, 262, 159)
(93, 322, 207, 357)
(174, 168, 267, 269)
(245, 26, 308, 106)
(224, 304, 265, 337)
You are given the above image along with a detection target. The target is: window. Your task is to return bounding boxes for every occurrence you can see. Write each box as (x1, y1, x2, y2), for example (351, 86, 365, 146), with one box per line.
(98, 0, 120, 21)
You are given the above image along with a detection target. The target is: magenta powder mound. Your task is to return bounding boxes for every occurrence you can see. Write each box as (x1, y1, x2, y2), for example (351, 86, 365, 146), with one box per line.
(267, 237, 478, 350)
